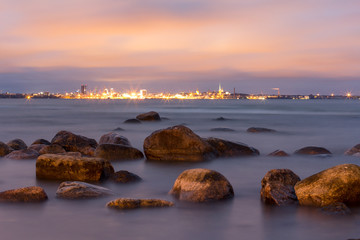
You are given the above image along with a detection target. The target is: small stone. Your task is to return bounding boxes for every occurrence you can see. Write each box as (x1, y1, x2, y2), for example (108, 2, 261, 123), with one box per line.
(0, 186, 48, 202)
(106, 198, 174, 210)
(210, 128, 236, 132)
(112, 127, 124, 131)
(7, 139, 27, 150)
(213, 117, 229, 121)
(247, 127, 276, 133)
(124, 119, 142, 124)
(268, 150, 289, 157)
(111, 170, 142, 183)
(56, 181, 113, 199)
(136, 111, 161, 121)
(345, 144, 360, 156)
(5, 149, 40, 160)
(294, 146, 332, 156)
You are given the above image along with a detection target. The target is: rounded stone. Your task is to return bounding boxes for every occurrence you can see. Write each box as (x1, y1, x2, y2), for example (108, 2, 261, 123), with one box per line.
(7, 139, 27, 150)
(99, 132, 131, 146)
(268, 150, 289, 157)
(247, 127, 276, 133)
(5, 149, 40, 160)
(111, 170, 142, 183)
(294, 146, 332, 155)
(32, 139, 51, 145)
(56, 181, 113, 199)
(136, 111, 161, 121)
(205, 137, 259, 157)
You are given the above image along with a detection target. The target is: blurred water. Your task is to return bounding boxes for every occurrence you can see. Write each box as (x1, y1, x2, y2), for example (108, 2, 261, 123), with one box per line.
(0, 99, 360, 240)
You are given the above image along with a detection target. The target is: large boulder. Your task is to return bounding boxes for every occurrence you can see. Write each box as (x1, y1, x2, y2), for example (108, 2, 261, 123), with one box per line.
(294, 146, 331, 156)
(99, 132, 131, 146)
(136, 111, 161, 121)
(107, 198, 174, 210)
(143, 125, 216, 162)
(0, 141, 11, 157)
(32, 139, 51, 145)
(36, 154, 114, 181)
(51, 130, 97, 156)
(294, 164, 360, 207)
(0, 186, 48, 202)
(95, 144, 144, 161)
(204, 137, 259, 157)
(7, 139, 27, 150)
(268, 150, 289, 157)
(260, 169, 300, 206)
(169, 168, 234, 202)
(56, 181, 113, 199)
(111, 170, 142, 183)
(247, 127, 276, 133)
(5, 149, 40, 160)
(39, 144, 66, 155)
(345, 144, 360, 156)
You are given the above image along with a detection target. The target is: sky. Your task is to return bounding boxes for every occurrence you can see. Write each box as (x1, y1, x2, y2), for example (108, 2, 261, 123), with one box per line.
(0, 0, 359, 94)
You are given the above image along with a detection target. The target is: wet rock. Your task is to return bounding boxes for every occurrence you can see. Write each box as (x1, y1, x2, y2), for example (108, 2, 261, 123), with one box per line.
(247, 127, 276, 133)
(260, 169, 300, 206)
(56, 181, 113, 199)
(28, 144, 46, 152)
(36, 154, 114, 181)
(6, 149, 40, 160)
(136, 111, 161, 121)
(99, 132, 131, 146)
(51, 130, 97, 156)
(205, 137, 259, 157)
(170, 168, 234, 202)
(111, 170, 142, 183)
(268, 150, 289, 157)
(32, 139, 51, 145)
(0, 141, 11, 157)
(124, 119, 141, 124)
(345, 144, 360, 156)
(95, 144, 144, 161)
(39, 144, 66, 155)
(107, 198, 174, 210)
(143, 125, 216, 162)
(0, 186, 48, 202)
(294, 146, 332, 156)
(112, 127, 124, 131)
(294, 164, 360, 207)
(213, 117, 229, 121)
(210, 128, 236, 132)
(7, 139, 27, 150)
(320, 202, 351, 215)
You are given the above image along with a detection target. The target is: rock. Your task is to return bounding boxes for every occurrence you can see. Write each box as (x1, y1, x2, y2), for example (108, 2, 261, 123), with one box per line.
(28, 144, 46, 152)
(345, 144, 360, 156)
(57, 152, 82, 157)
(56, 181, 113, 199)
(247, 127, 276, 133)
(213, 117, 229, 121)
(320, 202, 351, 215)
(124, 119, 141, 124)
(111, 170, 142, 183)
(260, 169, 300, 206)
(51, 130, 97, 156)
(7, 139, 27, 150)
(294, 164, 360, 207)
(205, 137, 259, 157)
(95, 144, 144, 161)
(107, 198, 174, 210)
(268, 150, 289, 157)
(32, 139, 51, 145)
(169, 168, 234, 202)
(39, 144, 66, 155)
(136, 111, 161, 121)
(36, 154, 114, 181)
(5, 149, 40, 160)
(113, 127, 124, 131)
(294, 146, 332, 156)
(0, 186, 48, 202)
(143, 125, 216, 162)
(99, 132, 131, 146)
(0, 141, 11, 157)
(210, 128, 236, 132)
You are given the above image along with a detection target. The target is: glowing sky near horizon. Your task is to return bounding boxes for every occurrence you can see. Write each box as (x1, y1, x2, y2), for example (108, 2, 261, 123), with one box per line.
(0, 0, 359, 93)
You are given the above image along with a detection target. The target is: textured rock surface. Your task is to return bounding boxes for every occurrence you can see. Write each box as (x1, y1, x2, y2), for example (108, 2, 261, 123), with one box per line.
(32, 139, 51, 145)
(111, 170, 142, 183)
(268, 150, 289, 157)
(170, 168, 234, 202)
(99, 132, 131, 146)
(320, 202, 351, 215)
(28, 144, 46, 152)
(0, 186, 48, 202)
(95, 144, 144, 161)
(136, 111, 161, 121)
(294, 146, 332, 155)
(247, 127, 276, 133)
(294, 164, 360, 207)
(56, 181, 113, 199)
(39, 144, 66, 155)
(5, 149, 40, 160)
(0, 141, 11, 157)
(7, 139, 27, 150)
(144, 125, 216, 162)
(36, 154, 114, 181)
(345, 144, 360, 156)
(107, 198, 174, 209)
(260, 169, 300, 205)
(205, 137, 259, 157)
(124, 119, 141, 124)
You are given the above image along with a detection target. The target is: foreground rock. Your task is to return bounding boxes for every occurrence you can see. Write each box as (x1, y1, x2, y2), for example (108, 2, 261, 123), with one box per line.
(170, 168, 234, 202)
(32, 139, 51, 145)
(205, 137, 259, 157)
(56, 181, 113, 199)
(0, 141, 11, 157)
(99, 132, 131, 146)
(111, 170, 142, 183)
(107, 198, 174, 210)
(144, 125, 216, 162)
(51, 131, 98, 156)
(6, 149, 39, 160)
(95, 144, 144, 161)
(0, 186, 48, 202)
(36, 154, 114, 181)
(345, 144, 360, 156)
(294, 164, 360, 207)
(124, 119, 141, 124)
(320, 202, 351, 215)
(136, 111, 161, 121)
(210, 128, 235, 132)
(247, 127, 276, 133)
(39, 144, 66, 155)
(268, 150, 289, 157)
(260, 169, 300, 206)
(7, 139, 27, 150)
(294, 146, 332, 156)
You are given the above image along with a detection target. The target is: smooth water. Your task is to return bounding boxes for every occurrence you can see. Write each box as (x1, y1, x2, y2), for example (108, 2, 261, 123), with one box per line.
(0, 99, 360, 240)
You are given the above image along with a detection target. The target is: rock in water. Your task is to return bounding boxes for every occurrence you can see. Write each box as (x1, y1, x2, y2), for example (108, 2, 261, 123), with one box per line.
(56, 181, 113, 199)
(0, 141, 11, 157)
(260, 169, 300, 205)
(111, 170, 142, 183)
(95, 144, 144, 161)
(0, 186, 48, 202)
(294, 146, 332, 156)
(99, 132, 131, 146)
(294, 164, 360, 207)
(210, 128, 236, 132)
(320, 202, 351, 215)
(123, 119, 141, 124)
(36, 154, 114, 181)
(204, 137, 259, 157)
(6, 149, 40, 160)
(143, 125, 216, 162)
(51, 130, 98, 156)
(7, 139, 27, 150)
(39, 144, 66, 155)
(169, 168, 234, 202)
(32, 139, 51, 145)
(268, 150, 289, 157)
(28, 144, 46, 152)
(107, 198, 174, 209)
(345, 144, 360, 156)
(136, 111, 161, 121)
(247, 127, 276, 133)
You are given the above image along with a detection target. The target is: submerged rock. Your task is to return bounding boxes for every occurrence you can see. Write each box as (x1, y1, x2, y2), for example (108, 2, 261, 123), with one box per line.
(111, 170, 142, 183)
(112, 127, 125, 131)
(205, 137, 259, 157)
(7, 139, 27, 150)
(99, 132, 131, 146)
(6, 149, 40, 160)
(268, 150, 289, 157)
(0, 141, 11, 157)
(247, 127, 276, 133)
(260, 169, 300, 206)
(95, 144, 144, 161)
(39, 144, 66, 155)
(345, 144, 360, 156)
(56, 181, 113, 199)
(320, 202, 351, 215)
(136, 111, 161, 121)
(107, 198, 174, 210)
(210, 128, 236, 132)
(294, 146, 332, 156)
(124, 119, 141, 124)
(213, 117, 229, 121)
(170, 168, 234, 202)
(0, 186, 48, 202)
(32, 139, 51, 145)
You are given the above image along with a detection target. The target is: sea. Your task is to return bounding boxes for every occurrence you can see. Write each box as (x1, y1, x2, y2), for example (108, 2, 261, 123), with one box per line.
(0, 98, 359, 240)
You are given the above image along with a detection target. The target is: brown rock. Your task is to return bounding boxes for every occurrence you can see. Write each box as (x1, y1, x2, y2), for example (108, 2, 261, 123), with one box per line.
(7, 139, 27, 150)
(0, 141, 11, 157)
(99, 132, 131, 146)
(6, 149, 40, 160)
(268, 150, 289, 157)
(136, 111, 161, 121)
(345, 144, 360, 156)
(260, 169, 300, 206)
(107, 198, 174, 209)
(205, 137, 259, 157)
(169, 168, 234, 202)
(32, 139, 51, 145)
(247, 127, 276, 133)
(320, 202, 351, 215)
(111, 170, 142, 183)
(124, 119, 141, 124)
(294, 146, 332, 155)
(39, 144, 66, 155)
(56, 181, 113, 199)
(0, 186, 48, 202)
(57, 152, 82, 157)
(28, 144, 46, 152)
(95, 144, 144, 161)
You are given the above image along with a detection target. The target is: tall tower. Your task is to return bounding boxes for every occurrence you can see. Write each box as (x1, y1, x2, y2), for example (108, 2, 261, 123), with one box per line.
(81, 84, 87, 95)
(218, 83, 223, 94)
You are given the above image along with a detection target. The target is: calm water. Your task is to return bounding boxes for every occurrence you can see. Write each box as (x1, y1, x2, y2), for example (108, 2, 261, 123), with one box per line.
(0, 99, 360, 240)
